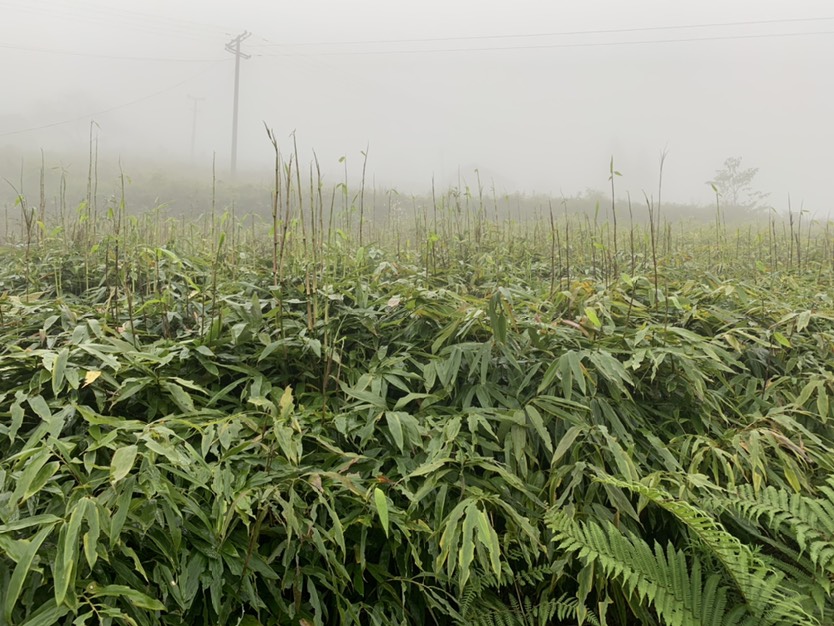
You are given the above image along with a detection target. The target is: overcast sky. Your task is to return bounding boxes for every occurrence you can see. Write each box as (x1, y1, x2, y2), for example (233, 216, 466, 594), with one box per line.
(1, 0, 833, 208)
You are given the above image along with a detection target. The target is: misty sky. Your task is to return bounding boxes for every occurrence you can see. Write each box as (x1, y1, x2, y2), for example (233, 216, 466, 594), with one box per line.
(2, 0, 834, 209)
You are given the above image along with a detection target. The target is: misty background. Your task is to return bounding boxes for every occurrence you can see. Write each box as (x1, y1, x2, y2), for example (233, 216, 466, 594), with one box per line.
(1, 0, 833, 216)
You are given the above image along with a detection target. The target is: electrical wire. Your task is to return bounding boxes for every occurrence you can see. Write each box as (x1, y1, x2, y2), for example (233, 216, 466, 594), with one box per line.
(250, 15, 834, 48)
(0, 1, 228, 44)
(0, 43, 226, 62)
(54, 0, 231, 35)
(255, 29, 834, 57)
(0, 60, 230, 138)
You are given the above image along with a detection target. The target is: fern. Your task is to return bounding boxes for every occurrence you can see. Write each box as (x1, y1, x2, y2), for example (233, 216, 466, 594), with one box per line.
(596, 475, 818, 625)
(723, 480, 834, 575)
(713, 479, 834, 619)
(457, 563, 600, 626)
(547, 509, 750, 626)
(458, 563, 559, 617)
(464, 594, 602, 626)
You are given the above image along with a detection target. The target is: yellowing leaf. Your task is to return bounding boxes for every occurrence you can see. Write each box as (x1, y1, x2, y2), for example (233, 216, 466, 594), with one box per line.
(279, 386, 294, 418)
(584, 307, 601, 329)
(83, 370, 102, 387)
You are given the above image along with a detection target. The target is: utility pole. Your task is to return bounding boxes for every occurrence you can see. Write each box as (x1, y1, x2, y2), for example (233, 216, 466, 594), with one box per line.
(187, 94, 205, 163)
(225, 31, 251, 177)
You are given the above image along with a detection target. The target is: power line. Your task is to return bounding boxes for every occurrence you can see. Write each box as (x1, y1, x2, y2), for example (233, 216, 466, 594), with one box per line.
(255, 29, 834, 57)
(0, 0, 229, 34)
(53, 0, 231, 35)
(0, 61, 230, 138)
(250, 15, 834, 48)
(0, 1, 227, 44)
(0, 43, 226, 62)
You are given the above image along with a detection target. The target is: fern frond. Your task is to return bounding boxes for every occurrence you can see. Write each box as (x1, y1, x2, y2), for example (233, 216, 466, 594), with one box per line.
(547, 509, 745, 626)
(464, 594, 601, 626)
(592, 476, 819, 625)
(456, 562, 588, 626)
(722, 482, 834, 576)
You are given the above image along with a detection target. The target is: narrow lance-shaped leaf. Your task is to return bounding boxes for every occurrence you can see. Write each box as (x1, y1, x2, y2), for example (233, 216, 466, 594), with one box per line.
(458, 503, 479, 589)
(374, 487, 389, 538)
(475, 507, 501, 577)
(87, 584, 166, 610)
(5, 525, 56, 622)
(385, 411, 405, 453)
(51, 347, 69, 395)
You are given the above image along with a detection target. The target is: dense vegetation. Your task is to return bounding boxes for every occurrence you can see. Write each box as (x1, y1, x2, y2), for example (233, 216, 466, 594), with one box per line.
(2, 166, 834, 625)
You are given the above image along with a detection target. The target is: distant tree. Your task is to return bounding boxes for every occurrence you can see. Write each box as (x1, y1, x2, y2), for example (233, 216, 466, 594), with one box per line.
(708, 156, 770, 211)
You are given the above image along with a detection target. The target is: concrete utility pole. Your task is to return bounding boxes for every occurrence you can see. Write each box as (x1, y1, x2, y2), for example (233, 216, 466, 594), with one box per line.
(187, 94, 205, 163)
(225, 31, 251, 177)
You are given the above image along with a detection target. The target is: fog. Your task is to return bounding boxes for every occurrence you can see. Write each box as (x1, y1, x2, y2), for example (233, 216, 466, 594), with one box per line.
(2, 0, 834, 212)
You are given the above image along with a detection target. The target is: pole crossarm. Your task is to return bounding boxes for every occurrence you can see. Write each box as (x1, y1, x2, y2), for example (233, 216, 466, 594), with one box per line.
(225, 31, 252, 58)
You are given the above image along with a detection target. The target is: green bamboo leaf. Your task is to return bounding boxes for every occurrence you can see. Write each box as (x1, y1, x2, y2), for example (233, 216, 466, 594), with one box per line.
(552, 425, 583, 465)
(796, 310, 811, 332)
(537, 359, 561, 394)
(322, 499, 346, 556)
(24, 461, 60, 504)
(112, 377, 150, 406)
(560, 354, 574, 400)
(577, 562, 595, 615)
(83, 499, 100, 569)
(171, 376, 208, 394)
(18, 599, 69, 626)
(27, 395, 52, 422)
(0, 514, 61, 534)
(161, 381, 195, 413)
(437, 499, 469, 576)
(817, 385, 829, 422)
(87, 584, 166, 610)
(307, 577, 324, 626)
(474, 507, 501, 577)
(13, 449, 51, 506)
(5, 525, 54, 622)
(525, 404, 553, 453)
(773, 331, 791, 348)
(374, 487, 389, 537)
(406, 457, 451, 479)
(568, 351, 586, 394)
(385, 411, 405, 453)
(52, 523, 73, 606)
(393, 392, 437, 411)
(109, 476, 134, 546)
(110, 444, 138, 484)
(230, 321, 249, 344)
(493, 499, 541, 546)
(459, 503, 478, 588)
(72, 610, 95, 626)
(64, 500, 86, 568)
(51, 347, 69, 395)
(9, 400, 24, 442)
(487, 291, 509, 345)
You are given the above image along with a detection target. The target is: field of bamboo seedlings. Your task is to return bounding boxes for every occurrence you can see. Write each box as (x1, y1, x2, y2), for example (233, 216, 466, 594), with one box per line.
(2, 154, 834, 625)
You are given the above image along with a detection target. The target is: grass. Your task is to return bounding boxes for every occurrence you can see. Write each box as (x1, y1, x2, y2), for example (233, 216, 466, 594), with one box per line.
(1, 155, 834, 625)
